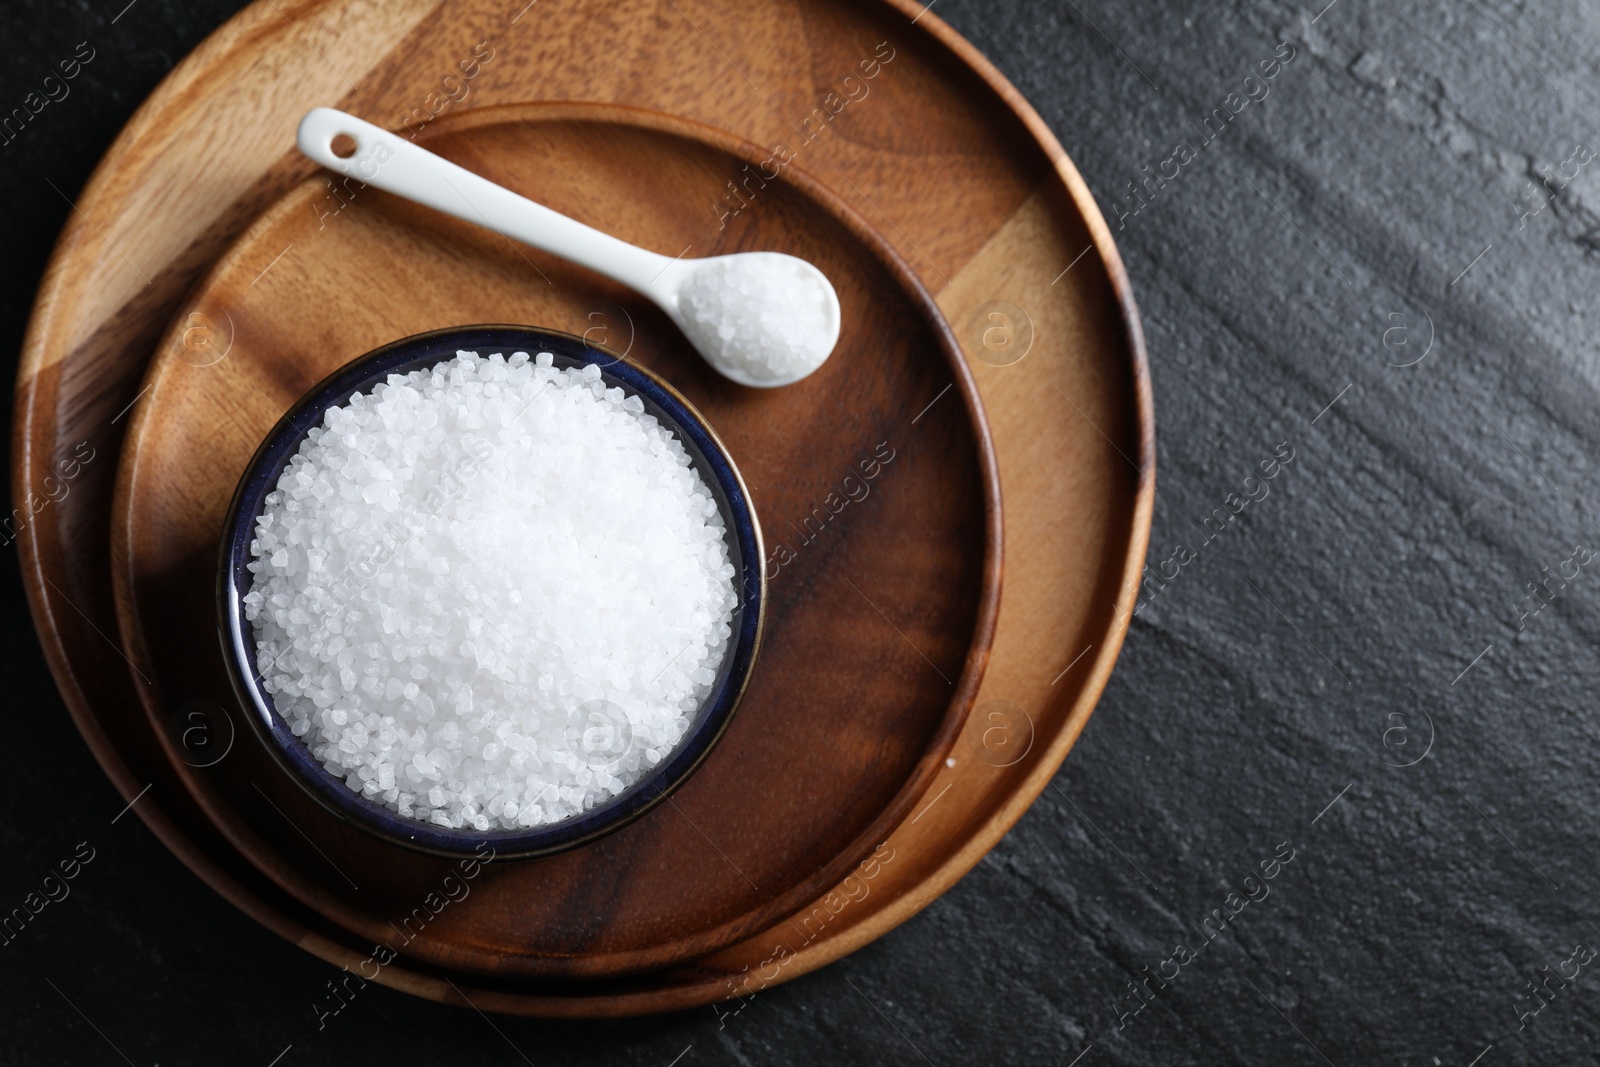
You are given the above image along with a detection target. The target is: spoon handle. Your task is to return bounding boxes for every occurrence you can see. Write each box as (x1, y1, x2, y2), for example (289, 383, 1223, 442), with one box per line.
(296, 108, 680, 303)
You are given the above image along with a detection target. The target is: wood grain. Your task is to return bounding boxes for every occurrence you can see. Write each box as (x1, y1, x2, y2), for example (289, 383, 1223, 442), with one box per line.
(15, 0, 1152, 1013)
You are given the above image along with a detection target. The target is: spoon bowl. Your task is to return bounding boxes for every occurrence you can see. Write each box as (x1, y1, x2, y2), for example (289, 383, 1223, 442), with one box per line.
(665, 251, 841, 388)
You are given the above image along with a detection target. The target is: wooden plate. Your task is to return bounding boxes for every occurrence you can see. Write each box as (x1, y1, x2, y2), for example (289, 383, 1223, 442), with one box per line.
(16, 0, 1153, 1014)
(112, 101, 1000, 980)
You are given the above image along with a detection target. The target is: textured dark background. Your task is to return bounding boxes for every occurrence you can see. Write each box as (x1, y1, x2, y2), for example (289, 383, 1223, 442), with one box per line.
(4, 0, 1598, 1064)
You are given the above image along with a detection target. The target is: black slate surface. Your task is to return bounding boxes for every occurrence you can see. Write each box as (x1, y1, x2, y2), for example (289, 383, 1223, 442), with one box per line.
(3, 0, 1599, 1064)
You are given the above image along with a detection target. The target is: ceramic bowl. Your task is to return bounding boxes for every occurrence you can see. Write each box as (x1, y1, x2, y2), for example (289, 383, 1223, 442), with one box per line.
(217, 324, 765, 859)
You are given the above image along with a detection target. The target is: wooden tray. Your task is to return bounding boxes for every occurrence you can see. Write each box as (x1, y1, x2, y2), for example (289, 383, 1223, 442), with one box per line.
(16, 0, 1153, 1015)
(112, 101, 1001, 980)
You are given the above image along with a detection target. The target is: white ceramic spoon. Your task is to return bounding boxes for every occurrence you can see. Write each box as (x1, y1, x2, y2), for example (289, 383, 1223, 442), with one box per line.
(296, 107, 840, 387)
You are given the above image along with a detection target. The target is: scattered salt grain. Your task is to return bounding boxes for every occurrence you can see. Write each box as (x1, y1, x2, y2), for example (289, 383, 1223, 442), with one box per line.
(244, 351, 739, 831)
(677, 253, 835, 383)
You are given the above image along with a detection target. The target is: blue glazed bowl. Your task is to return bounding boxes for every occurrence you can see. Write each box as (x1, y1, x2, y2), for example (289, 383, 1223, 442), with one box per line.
(218, 325, 765, 860)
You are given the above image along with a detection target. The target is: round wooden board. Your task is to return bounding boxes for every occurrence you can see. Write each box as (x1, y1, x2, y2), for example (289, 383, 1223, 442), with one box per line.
(113, 101, 1001, 980)
(16, 0, 1153, 1015)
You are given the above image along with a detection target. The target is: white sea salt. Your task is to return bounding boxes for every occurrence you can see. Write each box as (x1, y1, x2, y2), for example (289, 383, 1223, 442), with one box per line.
(243, 351, 739, 831)
(677, 252, 834, 383)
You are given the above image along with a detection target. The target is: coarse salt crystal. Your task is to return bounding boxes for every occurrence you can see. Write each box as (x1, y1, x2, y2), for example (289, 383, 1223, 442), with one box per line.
(677, 253, 833, 383)
(245, 352, 738, 831)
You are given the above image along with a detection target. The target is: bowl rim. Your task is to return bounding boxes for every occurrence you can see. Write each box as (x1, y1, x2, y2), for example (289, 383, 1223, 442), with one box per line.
(216, 323, 767, 860)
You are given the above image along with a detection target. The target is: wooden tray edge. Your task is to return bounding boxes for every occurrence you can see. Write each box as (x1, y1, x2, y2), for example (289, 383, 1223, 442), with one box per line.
(12, 0, 1153, 1015)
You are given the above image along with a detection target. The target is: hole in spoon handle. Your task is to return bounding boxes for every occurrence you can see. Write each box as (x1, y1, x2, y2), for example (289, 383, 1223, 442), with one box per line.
(297, 107, 388, 172)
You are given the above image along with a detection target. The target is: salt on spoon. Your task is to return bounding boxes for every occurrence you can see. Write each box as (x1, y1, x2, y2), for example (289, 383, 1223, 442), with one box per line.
(296, 108, 840, 387)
